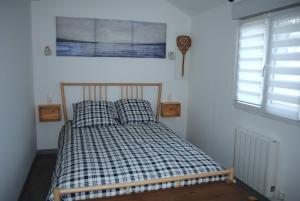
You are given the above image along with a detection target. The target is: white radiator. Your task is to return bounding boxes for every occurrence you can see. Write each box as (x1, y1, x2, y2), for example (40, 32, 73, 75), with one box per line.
(233, 128, 279, 198)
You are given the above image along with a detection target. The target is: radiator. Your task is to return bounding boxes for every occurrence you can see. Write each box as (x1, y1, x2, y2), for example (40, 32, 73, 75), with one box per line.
(233, 128, 279, 198)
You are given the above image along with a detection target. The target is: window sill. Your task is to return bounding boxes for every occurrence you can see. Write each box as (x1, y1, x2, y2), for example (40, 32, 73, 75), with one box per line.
(233, 101, 300, 128)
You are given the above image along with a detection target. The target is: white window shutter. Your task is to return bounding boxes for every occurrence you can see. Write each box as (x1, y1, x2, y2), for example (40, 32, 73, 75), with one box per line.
(266, 13, 300, 120)
(236, 19, 268, 106)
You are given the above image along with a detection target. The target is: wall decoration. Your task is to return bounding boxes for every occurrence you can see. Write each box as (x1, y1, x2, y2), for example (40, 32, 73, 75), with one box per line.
(56, 17, 167, 58)
(176, 35, 191, 77)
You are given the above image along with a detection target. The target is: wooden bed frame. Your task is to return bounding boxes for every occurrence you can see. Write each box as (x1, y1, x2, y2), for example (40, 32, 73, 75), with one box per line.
(55, 82, 235, 201)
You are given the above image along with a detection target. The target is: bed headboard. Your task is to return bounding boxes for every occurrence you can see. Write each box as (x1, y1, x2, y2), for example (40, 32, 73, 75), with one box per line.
(60, 82, 162, 122)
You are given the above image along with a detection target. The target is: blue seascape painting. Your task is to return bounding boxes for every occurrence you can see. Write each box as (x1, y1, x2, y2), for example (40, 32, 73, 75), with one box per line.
(56, 17, 166, 58)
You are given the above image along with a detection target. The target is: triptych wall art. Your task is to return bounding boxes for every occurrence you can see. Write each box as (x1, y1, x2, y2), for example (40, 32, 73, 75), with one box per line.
(56, 17, 167, 58)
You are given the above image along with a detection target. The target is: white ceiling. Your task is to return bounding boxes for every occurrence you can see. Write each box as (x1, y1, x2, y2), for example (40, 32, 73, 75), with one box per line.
(165, 0, 227, 16)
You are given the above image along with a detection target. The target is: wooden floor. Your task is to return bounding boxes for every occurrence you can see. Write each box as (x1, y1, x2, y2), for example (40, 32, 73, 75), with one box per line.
(19, 153, 57, 201)
(19, 153, 268, 201)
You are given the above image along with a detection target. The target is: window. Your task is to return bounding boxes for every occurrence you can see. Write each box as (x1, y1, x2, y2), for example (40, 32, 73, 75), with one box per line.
(235, 7, 300, 122)
(236, 19, 268, 107)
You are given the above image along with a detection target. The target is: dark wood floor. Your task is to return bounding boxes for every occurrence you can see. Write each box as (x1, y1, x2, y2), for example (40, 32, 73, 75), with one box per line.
(19, 153, 269, 201)
(19, 153, 57, 201)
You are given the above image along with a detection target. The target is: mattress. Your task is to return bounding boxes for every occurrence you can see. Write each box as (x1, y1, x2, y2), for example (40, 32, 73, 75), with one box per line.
(47, 121, 226, 201)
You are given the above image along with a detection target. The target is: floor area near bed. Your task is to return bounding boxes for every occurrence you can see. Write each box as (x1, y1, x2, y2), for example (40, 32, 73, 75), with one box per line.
(19, 153, 269, 201)
(19, 153, 57, 201)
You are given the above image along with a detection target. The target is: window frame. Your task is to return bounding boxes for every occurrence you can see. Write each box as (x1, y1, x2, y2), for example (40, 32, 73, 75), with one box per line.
(233, 9, 300, 125)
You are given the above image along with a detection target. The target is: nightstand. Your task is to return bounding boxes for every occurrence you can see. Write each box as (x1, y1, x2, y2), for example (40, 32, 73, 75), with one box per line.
(38, 104, 61, 122)
(161, 102, 181, 117)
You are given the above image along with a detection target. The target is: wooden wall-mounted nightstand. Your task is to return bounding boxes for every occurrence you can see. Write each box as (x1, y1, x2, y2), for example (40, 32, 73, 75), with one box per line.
(38, 104, 61, 122)
(161, 102, 181, 117)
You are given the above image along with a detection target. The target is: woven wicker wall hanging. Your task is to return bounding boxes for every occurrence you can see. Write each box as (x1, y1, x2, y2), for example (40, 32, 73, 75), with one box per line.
(176, 35, 192, 77)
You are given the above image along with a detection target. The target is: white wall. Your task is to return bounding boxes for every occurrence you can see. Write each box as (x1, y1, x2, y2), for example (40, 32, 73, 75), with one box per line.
(188, 3, 300, 201)
(31, 0, 191, 150)
(0, 0, 36, 200)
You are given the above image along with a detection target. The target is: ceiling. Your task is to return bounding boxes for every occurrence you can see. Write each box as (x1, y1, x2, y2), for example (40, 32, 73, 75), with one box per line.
(165, 0, 227, 16)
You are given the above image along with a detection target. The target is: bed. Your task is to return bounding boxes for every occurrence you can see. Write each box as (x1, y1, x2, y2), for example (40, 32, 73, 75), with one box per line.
(48, 82, 235, 201)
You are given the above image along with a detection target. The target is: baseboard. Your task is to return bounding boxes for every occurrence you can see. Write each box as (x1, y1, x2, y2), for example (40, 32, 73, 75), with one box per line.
(37, 149, 58, 155)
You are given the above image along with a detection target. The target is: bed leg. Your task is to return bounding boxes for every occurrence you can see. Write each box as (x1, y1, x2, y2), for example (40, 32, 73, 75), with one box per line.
(54, 187, 61, 201)
(227, 168, 236, 183)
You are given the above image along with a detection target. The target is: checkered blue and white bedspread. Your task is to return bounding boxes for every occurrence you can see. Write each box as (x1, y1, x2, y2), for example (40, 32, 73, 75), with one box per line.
(47, 121, 226, 201)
